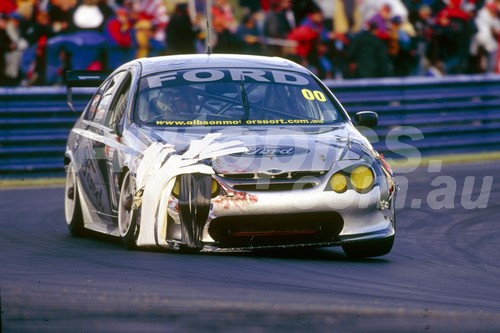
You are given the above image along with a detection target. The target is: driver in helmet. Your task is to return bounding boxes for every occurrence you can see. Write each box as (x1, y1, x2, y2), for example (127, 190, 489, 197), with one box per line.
(151, 87, 197, 118)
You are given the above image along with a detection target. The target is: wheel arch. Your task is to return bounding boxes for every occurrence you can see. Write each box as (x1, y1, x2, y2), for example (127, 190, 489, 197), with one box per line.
(64, 149, 75, 167)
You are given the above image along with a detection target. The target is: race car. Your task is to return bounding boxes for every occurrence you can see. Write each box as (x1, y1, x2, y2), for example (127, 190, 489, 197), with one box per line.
(64, 54, 397, 258)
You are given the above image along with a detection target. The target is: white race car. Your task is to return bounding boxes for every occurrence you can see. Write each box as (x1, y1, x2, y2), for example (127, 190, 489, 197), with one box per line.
(64, 54, 397, 258)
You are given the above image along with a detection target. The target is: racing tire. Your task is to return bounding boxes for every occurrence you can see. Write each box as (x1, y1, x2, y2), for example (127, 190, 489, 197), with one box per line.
(64, 162, 85, 236)
(118, 171, 140, 249)
(342, 236, 394, 259)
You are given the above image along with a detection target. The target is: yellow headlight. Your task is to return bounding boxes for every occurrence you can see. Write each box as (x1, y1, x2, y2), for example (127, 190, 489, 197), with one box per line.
(172, 177, 219, 198)
(172, 177, 181, 197)
(350, 166, 374, 192)
(329, 172, 347, 193)
(211, 179, 220, 197)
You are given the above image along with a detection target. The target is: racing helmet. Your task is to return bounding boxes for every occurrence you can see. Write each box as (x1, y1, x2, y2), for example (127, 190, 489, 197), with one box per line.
(154, 89, 176, 114)
(153, 86, 199, 117)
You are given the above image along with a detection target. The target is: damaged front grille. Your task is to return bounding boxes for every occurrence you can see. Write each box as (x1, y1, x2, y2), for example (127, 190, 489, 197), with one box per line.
(218, 171, 326, 191)
(208, 212, 344, 248)
(221, 171, 326, 180)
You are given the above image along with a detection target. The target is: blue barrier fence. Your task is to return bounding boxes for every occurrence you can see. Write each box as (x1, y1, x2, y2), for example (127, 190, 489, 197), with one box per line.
(1, 75, 500, 178)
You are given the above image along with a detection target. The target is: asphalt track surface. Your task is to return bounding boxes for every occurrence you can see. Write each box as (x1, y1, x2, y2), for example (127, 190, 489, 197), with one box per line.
(1, 161, 500, 332)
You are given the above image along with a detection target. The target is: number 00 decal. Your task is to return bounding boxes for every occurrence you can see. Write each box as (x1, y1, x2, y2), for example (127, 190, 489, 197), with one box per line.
(301, 89, 327, 102)
(313, 90, 327, 102)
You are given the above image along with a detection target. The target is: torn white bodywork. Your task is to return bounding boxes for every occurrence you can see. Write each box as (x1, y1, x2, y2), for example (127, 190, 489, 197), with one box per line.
(135, 133, 248, 247)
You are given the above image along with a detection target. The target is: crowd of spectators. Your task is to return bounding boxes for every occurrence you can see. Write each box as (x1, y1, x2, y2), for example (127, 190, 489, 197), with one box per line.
(1, 0, 500, 86)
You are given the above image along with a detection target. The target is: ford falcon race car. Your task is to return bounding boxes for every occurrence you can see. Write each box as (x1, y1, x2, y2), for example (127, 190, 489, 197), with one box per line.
(64, 54, 397, 258)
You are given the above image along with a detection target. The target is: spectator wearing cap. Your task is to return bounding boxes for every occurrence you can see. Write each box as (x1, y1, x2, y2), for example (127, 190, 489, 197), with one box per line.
(104, 7, 134, 69)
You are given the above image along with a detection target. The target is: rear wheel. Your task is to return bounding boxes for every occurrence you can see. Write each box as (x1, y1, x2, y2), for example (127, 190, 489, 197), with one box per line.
(118, 171, 140, 249)
(65, 162, 85, 236)
(342, 236, 394, 258)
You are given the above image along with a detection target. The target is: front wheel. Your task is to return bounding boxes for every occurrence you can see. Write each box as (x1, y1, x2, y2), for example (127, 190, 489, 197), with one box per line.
(342, 236, 394, 258)
(64, 161, 85, 236)
(118, 171, 140, 249)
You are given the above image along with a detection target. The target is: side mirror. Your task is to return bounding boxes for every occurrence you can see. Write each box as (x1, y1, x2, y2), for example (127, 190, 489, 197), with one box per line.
(354, 111, 378, 128)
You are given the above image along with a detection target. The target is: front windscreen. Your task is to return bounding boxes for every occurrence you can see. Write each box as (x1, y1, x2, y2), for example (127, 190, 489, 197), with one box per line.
(135, 68, 344, 127)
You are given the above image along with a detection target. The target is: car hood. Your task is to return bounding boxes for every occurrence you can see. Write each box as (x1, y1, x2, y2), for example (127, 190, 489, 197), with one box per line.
(130, 124, 376, 174)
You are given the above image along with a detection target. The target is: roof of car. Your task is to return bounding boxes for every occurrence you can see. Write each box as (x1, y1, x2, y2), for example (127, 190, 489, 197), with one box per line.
(137, 54, 310, 76)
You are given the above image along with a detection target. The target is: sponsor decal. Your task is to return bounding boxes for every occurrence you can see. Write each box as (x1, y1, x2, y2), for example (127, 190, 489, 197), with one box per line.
(235, 146, 309, 158)
(147, 69, 310, 89)
(155, 119, 325, 126)
(266, 169, 283, 174)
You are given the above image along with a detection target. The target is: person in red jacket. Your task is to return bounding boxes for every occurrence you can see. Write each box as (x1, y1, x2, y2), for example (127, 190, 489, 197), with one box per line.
(0, 0, 16, 15)
(288, 7, 335, 75)
(104, 7, 134, 70)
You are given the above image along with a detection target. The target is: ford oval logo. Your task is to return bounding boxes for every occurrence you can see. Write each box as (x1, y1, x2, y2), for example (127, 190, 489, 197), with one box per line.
(236, 146, 309, 158)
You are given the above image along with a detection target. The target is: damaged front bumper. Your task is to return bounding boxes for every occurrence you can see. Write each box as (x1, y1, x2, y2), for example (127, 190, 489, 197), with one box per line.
(162, 182, 396, 250)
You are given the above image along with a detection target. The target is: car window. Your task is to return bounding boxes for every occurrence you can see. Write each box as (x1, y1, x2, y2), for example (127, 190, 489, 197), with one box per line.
(92, 71, 128, 125)
(85, 79, 109, 121)
(135, 68, 343, 127)
(106, 73, 132, 129)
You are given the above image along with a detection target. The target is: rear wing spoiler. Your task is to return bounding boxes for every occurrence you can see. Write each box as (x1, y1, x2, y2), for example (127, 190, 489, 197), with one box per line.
(66, 70, 110, 113)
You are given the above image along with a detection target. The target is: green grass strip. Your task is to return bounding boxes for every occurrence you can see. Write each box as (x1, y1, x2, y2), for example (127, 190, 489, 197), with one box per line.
(0, 177, 66, 189)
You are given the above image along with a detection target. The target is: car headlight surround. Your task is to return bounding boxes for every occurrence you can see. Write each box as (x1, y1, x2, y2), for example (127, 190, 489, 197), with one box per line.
(350, 165, 374, 193)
